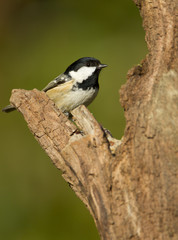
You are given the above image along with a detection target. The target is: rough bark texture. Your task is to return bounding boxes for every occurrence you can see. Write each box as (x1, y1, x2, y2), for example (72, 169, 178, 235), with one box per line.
(8, 0, 178, 239)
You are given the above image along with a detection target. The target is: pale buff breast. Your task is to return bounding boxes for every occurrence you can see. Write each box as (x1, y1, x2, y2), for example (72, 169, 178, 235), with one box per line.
(46, 80, 98, 112)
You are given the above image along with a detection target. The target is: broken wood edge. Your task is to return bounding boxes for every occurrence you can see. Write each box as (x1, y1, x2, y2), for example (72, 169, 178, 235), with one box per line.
(10, 88, 122, 155)
(71, 105, 122, 155)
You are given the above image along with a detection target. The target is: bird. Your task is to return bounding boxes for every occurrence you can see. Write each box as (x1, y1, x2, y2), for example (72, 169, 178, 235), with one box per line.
(2, 57, 107, 114)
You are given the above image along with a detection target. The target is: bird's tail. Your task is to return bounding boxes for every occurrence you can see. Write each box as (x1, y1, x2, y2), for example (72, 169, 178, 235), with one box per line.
(2, 105, 16, 113)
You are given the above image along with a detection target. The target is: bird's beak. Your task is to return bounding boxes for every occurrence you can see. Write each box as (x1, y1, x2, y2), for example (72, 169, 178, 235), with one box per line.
(98, 64, 107, 69)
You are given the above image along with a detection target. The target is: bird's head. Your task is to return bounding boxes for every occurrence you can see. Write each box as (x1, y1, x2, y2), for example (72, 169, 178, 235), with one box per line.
(64, 57, 107, 84)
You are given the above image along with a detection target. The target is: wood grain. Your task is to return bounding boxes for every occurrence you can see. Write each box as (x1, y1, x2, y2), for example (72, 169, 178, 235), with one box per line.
(8, 0, 178, 239)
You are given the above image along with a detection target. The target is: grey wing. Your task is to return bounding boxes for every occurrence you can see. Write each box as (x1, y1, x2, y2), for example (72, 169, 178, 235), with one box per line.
(42, 74, 71, 92)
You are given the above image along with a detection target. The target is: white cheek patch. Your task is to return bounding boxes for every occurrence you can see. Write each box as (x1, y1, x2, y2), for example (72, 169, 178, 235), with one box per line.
(69, 66, 96, 83)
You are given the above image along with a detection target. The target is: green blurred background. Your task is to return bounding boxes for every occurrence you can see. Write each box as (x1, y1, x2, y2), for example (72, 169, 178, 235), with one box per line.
(0, 0, 147, 239)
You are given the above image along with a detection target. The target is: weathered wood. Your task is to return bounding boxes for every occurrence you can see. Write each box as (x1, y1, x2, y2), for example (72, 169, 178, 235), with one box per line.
(7, 0, 178, 239)
(10, 88, 119, 239)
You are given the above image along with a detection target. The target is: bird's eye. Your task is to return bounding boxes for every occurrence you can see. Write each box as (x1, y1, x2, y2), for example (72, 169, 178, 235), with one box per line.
(86, 62, 90, 67)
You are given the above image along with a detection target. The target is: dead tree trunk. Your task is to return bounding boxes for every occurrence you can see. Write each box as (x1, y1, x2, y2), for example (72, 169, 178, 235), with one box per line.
(8, 0, 177, 239)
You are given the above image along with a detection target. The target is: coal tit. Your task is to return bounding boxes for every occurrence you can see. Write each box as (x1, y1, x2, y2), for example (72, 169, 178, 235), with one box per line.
(2, 57, 107, 114)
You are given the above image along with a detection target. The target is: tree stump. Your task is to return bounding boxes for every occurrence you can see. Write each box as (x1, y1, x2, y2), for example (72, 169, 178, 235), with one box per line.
(7, 0, 178, 239)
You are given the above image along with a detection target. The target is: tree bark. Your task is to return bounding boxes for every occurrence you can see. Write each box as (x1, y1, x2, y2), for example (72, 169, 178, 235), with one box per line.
(8, 0, 178, 239)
